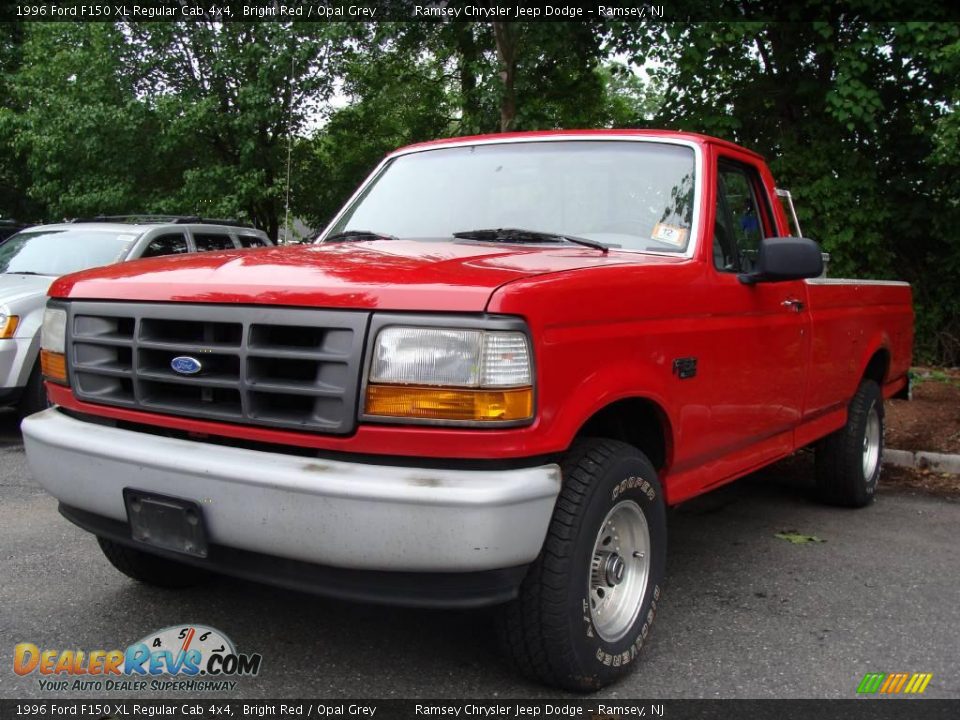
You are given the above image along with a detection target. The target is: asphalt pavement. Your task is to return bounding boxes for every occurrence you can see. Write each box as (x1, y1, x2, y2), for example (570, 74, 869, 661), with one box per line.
(1, 407, 957, 700)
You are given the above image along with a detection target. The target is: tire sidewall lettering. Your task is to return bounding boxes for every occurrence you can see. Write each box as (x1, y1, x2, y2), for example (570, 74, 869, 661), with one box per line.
(611, 475, 657, 503)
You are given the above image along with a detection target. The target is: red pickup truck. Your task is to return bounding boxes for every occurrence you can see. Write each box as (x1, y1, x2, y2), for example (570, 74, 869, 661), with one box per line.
(23, 130, 913, 690)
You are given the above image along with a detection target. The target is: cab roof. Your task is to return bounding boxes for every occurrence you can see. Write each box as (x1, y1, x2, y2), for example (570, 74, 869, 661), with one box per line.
(392, 129, 765, 161)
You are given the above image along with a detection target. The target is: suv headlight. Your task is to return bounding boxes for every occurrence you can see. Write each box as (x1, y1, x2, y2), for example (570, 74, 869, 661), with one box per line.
(0, 311, 20, 339)
(40, 306, 68, 384)
(364, 325, 534, 425)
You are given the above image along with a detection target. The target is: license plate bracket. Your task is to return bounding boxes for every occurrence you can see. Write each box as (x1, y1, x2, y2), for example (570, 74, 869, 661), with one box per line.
(124, 489, 208, 558)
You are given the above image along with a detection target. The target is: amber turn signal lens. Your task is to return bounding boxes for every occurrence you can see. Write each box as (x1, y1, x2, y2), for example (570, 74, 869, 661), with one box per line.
(365, 385, 533, 423)
(0, 314, 19, 339)
(41, 350, 68, 385)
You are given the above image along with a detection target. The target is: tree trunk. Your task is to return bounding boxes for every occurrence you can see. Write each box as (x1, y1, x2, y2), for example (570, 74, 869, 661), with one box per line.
(492, 22, 518, 132)
(455, 24, 482, 134)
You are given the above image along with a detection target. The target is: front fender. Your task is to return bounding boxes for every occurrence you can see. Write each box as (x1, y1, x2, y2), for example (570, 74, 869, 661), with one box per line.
(542, 357, 676, 463)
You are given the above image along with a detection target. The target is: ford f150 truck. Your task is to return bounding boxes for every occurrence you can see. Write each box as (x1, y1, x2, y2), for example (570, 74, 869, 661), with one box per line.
(22, 130, 913, 691)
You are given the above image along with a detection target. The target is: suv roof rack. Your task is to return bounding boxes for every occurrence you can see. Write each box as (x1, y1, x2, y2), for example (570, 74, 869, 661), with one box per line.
(69, 214, 256, 229)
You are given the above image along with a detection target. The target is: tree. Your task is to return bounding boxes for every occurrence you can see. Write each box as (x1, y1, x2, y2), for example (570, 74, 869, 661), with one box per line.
(7, 23, 158, 220)
(124, 22, 351, 240)
(295, 23, 455, 229)
(0, 21, 41, 222)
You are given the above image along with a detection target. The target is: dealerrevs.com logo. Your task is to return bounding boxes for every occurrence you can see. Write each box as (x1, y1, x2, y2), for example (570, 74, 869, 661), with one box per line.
(13, 625, 262, 692)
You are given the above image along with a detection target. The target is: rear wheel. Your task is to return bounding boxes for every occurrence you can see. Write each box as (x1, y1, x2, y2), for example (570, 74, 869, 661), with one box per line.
(815, 379, 884, 507)
(497, 438, 666, 691)
(97, 537, 208, 589)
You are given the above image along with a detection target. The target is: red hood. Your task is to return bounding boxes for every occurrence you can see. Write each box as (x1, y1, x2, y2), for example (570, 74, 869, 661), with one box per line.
(49, 240, 640, 311)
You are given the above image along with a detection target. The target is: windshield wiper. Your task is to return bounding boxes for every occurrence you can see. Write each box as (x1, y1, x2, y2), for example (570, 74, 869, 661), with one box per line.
(4, 271, 48, 276)
(320, 230, 398, 244)
(452, 228, 608, 254)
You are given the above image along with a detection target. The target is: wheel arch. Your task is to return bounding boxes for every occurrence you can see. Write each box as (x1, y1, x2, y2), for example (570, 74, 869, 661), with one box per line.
(12, 331, 42, 388)
(574, 396, 673, 472)
(861, 343, 891, 387)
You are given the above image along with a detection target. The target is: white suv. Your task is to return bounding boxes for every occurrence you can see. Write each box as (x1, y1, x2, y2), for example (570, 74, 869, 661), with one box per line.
(0, 216, 271, 417)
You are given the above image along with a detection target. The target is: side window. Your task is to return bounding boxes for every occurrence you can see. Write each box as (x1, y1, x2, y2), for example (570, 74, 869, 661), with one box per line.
(237, 234, 268, 248)
(713, 163, 772, 273)
(140, 232, 189, 259)
(193, 232, 236, 252)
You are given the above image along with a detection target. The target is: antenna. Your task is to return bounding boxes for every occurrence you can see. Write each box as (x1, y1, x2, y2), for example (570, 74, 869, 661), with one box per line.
(283, 53, 294, 244)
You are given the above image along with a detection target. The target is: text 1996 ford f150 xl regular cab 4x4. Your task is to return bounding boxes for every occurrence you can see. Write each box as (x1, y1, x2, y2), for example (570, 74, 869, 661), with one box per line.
(22, 130, 913, 690)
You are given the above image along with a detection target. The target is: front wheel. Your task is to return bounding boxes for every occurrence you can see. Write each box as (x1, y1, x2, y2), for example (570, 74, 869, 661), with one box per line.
(497, 438, 667, 691)
(97, 537, 208, 589)
(16, 360, 49, 418)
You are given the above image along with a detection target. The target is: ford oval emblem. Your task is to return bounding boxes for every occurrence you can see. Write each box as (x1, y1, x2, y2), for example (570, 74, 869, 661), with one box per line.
(171, 356, 203, 375)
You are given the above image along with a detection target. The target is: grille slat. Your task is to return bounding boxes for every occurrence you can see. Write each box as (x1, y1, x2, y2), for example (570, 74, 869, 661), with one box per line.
(137, 340, 244, 353)
(70, 335, 135, 348)
(68, 302, 369, 435)
(136, 371, 241, 389)
(244, 380, 344, 397)
(246, 348, 351, 362)
(73, 366, 133, 378)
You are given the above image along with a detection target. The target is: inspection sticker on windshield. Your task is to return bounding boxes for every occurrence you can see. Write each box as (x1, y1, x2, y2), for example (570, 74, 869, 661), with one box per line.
(651, 223, 687, 247)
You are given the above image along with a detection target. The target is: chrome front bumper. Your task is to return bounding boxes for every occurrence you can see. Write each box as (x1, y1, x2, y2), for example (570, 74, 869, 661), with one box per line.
(22, 409, 561, 573)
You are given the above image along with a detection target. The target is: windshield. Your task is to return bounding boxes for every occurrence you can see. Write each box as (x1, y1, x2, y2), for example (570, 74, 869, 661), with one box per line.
(327, 140, 697, 253)
(0, 229, 137, 276)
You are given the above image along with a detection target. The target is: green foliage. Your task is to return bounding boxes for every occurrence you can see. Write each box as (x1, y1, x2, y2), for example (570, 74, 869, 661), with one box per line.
(0, 21, 42, 222)
(9, 24, 165, 219)
(294, 23, 457, 229)
(6, 21, 350, 238)
(123, 22, 351, 239)
(911, 369, 960, 389)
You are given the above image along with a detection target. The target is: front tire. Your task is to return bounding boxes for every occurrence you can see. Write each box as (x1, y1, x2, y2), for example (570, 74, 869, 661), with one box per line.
(815, 379, 884, 507)
(97, 537, 208, 589)
(16, 360, 49, 418)
(497, 438, 667, 691)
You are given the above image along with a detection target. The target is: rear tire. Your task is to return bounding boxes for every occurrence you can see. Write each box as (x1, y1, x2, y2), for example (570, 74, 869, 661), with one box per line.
(815, 379, 884, 508)
(16, 360, 49, 418)
(97, 537, 208, 589)
(497, 438, 667, 691)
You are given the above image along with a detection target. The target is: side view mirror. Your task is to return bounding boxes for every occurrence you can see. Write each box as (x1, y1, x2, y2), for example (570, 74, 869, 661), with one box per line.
(738, 237, 824, 284)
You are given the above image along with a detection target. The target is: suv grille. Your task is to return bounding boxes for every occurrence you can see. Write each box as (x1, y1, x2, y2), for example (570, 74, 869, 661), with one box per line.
(67, 302, 369, 435)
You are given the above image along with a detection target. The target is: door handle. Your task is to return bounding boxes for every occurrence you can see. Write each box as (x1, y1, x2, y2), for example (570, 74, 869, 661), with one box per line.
(781, 297, 805, 312)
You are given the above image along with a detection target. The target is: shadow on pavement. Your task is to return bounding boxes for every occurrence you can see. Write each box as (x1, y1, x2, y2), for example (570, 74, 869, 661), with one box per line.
(0, 408, 22, 446)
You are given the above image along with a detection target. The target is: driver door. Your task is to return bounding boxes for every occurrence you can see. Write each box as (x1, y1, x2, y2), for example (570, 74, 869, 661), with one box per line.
(685, 157, 811, 485)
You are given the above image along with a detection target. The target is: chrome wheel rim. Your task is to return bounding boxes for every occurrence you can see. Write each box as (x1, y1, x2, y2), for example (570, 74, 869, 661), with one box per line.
(862, 402, 881, 481)
(588, 499, 650, 643)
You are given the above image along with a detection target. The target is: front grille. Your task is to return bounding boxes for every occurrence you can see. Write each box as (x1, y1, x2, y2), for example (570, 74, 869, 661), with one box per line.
(67, 302, 369, 434)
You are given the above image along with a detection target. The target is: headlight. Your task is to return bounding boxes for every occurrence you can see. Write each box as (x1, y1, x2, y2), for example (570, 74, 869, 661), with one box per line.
(364, 326, 534, 424)
(41, 307, 67, 353)
(40, 306, 68, 384)
(0, 312, 20, 339)
(370, 327, 531, 387)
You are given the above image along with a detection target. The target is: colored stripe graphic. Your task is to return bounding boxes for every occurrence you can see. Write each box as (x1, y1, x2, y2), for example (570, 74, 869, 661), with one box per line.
(880, 673, 900, 693)
(857, 673, 886, 693)
(905, 673, 933, 694)
(858, 672, 933, 694)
